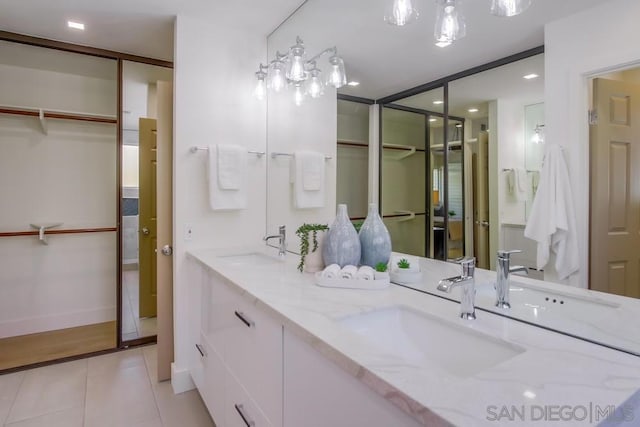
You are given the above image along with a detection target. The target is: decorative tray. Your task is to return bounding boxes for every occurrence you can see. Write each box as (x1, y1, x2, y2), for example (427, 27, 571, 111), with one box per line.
(314, 272, 391, 290)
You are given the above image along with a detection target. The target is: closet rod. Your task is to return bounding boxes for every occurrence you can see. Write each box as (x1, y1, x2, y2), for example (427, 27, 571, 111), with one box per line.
(189, 146, 265, 157)
(0, 227, 117, 238)
(0, 107, 117, 124)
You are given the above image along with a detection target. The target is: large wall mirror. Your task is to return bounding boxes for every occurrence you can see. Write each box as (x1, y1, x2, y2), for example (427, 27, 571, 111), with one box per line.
(266, 0, 640, 356)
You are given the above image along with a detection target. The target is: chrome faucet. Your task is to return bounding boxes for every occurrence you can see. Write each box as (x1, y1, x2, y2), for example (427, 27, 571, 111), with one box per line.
(264, 225, 286, 257)
(496, 250, 529, 309)
(437, 258, 476, 320)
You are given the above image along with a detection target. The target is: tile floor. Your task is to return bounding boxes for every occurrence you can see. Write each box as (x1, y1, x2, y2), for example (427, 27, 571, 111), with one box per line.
(0, 346, 215, 427)
(122, 270, 157, 341)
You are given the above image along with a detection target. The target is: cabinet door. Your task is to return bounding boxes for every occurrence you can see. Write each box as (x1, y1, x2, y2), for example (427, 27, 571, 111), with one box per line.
(226, 369, 273, 427)
(202, 270, 236, 356)
(283, 329, 422, 427)
(204, 339, 226, 426)
(223, 288, 283, 426)
(188, 260, 205, 389)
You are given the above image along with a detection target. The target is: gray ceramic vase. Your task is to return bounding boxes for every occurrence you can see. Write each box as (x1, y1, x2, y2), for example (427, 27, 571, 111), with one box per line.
(359, 203, 392, 268)
(322, 204, 361, 267)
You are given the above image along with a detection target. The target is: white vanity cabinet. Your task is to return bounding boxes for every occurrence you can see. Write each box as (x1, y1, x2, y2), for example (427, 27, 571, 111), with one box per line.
(190, 260, 282, 427)
(283, 329, 423, 427)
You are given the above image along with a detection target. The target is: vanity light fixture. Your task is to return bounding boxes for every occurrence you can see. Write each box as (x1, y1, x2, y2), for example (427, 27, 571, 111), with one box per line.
(490, 0, 532, 17)
(532, 124, 545, 144)
(385, 0, 419, 26)
(434, 0, 466, 47)
(67, 21, 85, 30)
(468, 108, 479, 113)
(523, 73, 539, 80)
(254, 36, 347, 104)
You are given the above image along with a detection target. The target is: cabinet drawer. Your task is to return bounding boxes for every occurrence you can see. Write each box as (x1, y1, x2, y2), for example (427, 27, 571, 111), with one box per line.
(193, 336, 225, 425)
(226, 370, 273, 427)
(225, 296, 283, 426)
(202, 270, 236, 356)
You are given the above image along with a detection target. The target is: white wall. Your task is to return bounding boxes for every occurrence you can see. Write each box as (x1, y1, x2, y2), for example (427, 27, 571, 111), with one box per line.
(172, 14, 268, 391)
(545, 0, 640, 287)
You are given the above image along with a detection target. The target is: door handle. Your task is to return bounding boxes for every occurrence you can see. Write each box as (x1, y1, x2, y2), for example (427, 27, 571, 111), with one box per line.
(141, 227, 150, 236)
(475, 221, 490, 227)
(161, 245, 173, 256)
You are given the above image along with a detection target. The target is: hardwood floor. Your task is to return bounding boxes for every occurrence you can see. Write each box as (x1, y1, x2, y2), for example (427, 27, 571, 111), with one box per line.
(0, 321, 116, 371)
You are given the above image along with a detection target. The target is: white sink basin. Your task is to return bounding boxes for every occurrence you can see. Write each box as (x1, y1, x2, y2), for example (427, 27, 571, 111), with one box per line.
(217, 252, 282, 267)
(339, 306, 525, 378)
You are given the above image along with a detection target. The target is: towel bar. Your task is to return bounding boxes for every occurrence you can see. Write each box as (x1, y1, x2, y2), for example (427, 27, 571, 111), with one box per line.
(190, 146, 265, 157)
(270, 152, 332, 160)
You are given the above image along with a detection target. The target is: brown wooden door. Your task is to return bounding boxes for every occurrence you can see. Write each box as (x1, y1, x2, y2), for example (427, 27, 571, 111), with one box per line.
(138, 118, 157, 318)
(474, 131, 490, 269)
(590, 78, 640, 297)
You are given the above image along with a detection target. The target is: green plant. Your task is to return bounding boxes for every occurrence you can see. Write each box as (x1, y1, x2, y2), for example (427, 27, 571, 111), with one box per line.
(448, 210, 456, 217)
(295, 223, 329, 272)
(397, 258, 411, 269)
(352, 220, 364, 233)
(375, 262, 388, 273)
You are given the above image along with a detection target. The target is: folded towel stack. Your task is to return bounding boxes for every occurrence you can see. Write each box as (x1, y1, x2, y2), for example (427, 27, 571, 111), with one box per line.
(321, 264, 341, 279)
(340, 265, 358, 279)
(356, 266, 375, 281)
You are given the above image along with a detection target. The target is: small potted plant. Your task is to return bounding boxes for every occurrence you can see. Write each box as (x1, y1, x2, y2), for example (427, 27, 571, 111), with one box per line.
(397, 258, 411, 270)
(374, 262, 390, 280)
(295, 223, 329, 273)
(448, 210, 456, 218)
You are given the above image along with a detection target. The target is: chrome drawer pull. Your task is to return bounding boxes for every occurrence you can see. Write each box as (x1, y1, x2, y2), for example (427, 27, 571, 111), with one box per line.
(234, 404, 255, 427)
(195, 343, 206, 357)
(234, 311, 255, 328)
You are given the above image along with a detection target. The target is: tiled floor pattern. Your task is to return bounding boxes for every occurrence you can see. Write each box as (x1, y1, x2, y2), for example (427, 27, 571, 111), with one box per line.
(122, 270, 157, 341)
(0, 346, 215, 427)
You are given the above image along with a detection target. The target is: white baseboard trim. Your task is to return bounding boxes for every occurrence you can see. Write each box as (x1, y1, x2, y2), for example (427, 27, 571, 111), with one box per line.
(171, 362, 195, 394)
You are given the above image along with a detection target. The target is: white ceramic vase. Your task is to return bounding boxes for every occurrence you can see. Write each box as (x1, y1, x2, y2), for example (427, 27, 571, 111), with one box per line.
(322, 204, 361, 267)
(303, 230, 326, 273)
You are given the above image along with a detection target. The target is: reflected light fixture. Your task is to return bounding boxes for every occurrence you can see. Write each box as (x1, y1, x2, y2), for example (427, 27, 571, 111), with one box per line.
(490, 0, 532, 17)
(523, 73, 539, 80)
(306, 64, 324, 98)
(429, 118, 437, 122)
(253, 64, 268, 100)
(385, 0, 419, 26)
(468, 108, 479, 113)
(67, 21, 85, 30)
(532, 124, 545, 144)
(433, 100, 444, 105)
(254, 36, 346, 103)
(434, 0, 466, 47)
(347, 81, 360, 87)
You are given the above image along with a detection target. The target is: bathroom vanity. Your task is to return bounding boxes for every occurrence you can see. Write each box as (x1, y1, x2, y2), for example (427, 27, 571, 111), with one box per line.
(186, 248, 640, 426)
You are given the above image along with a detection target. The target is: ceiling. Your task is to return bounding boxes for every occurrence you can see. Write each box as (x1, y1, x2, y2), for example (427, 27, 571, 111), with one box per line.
(271, 0, 611, 100)
(0, 0, 305, 61)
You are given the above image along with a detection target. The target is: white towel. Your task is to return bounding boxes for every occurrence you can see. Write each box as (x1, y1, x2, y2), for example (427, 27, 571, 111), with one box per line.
(506, 170, 516, 195)
(356, 266, 375, 281)
(524, 144, 579, 280)
(515, 168, 528, 201)
(321, 264, 341, 279)
(291, 151, 325, 209)
(217, 144, 244, 190)
(340, 265, 358, 279)
(208, 144, 247, 211)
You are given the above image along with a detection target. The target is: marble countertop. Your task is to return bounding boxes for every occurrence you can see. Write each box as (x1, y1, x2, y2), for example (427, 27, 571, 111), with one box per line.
(187, 246, 640, 427)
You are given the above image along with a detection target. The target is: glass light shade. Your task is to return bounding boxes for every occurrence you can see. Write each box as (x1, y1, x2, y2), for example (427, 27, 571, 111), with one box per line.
(268, 60, 286, 93)
(490, 0, 532, 17)
(306, 68, 324, 98)
(434, 0, 466, 46)
(293, 83, 305, 106)
(385, 0, 419, 26)
(327, 55, 347, 88)
(253, 76, 267, 100)
(287, 44, 307, 82)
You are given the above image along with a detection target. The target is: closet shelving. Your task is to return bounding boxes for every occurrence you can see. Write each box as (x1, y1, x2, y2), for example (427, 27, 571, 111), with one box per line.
(0, 105, 117, 135)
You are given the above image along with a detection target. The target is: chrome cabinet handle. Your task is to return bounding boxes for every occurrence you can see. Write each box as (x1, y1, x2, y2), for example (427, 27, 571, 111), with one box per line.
(195, 343, 206, 357)
(141, 227, 150, 235)
(234, 311, 254, 328)
(234, 404, 255, 427)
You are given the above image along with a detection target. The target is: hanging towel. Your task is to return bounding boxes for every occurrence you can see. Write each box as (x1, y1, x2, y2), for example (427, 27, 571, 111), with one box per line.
(291, 151, 325, 209)
(524, 144, 579, 280)
(515, 168, 528, 201)
(505, 169, 516, 195)
(217, 144, 244, 190)
(208, 144, 247, 211)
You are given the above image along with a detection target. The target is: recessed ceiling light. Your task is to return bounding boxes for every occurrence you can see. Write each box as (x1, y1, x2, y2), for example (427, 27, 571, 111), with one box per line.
(455, 124, 462, 128)
(523, 73, 539, 80)
(468, 108, 479, 113)
(433, 100, 444, 105)
(67, 21, 85, 30)
(347, 81, 360, 87)
(429, 118, 437, 122)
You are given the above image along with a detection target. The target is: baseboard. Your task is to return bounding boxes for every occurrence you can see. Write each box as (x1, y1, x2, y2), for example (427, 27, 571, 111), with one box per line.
(0, 307, 116, 339)
(171, 362, 195, 394)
